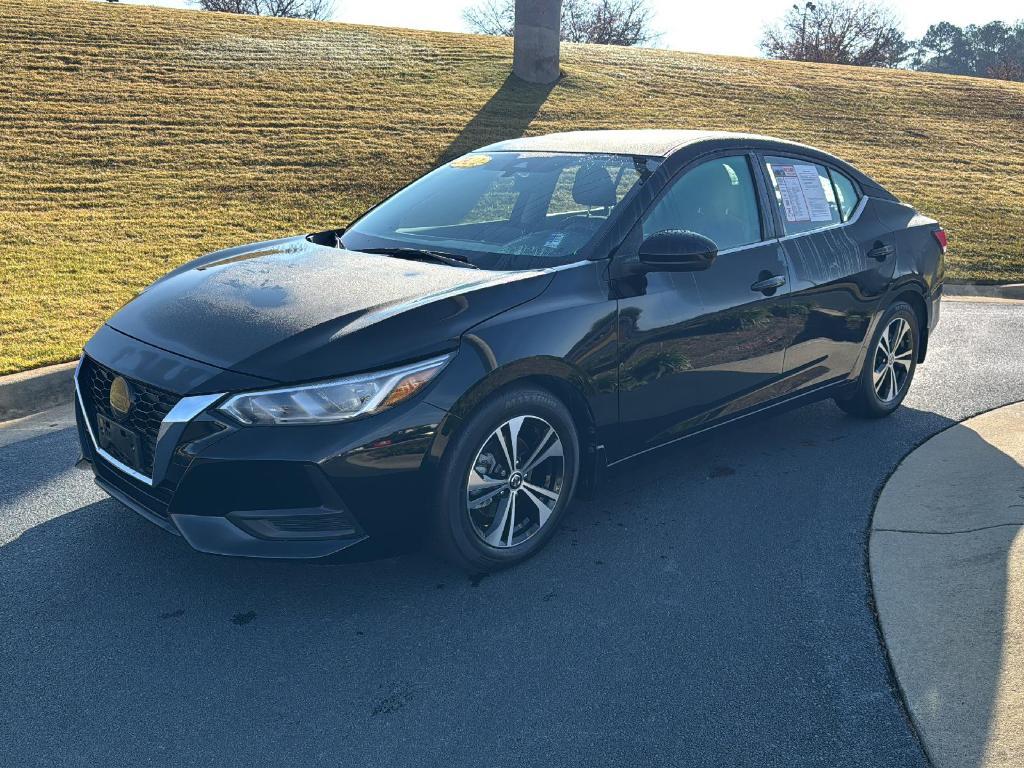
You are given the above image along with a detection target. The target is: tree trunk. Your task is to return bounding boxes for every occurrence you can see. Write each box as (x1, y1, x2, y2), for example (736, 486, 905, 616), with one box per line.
(513, 0, 563, 84)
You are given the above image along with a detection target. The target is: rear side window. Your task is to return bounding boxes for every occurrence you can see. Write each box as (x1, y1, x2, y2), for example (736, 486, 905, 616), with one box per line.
(642, 155, 762, 251)
(829, 169, 860, 222)
(764, 156, 841, 235)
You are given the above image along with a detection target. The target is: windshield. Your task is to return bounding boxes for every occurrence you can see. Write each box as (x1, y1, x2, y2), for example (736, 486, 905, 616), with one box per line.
(341, 151, 661, 271)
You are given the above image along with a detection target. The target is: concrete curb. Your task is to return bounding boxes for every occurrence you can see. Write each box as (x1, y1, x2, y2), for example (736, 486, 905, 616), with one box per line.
(0, 361, 77, 423)
(869, 402, 1024, 768)
(944, 282, 1024, 300)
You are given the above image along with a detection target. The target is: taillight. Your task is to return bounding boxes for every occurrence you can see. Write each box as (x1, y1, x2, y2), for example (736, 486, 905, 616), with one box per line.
(933, 228, 948, 253)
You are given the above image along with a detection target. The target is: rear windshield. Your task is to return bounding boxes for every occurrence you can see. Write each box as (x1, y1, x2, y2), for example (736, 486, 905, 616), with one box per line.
(342, 151, 660, 270)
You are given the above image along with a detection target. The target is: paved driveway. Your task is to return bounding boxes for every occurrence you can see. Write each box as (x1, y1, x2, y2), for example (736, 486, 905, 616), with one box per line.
(2, 300, 1023, 768)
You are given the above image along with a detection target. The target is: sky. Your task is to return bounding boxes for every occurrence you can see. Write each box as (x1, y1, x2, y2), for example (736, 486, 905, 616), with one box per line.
(119, 1, 1024, 57)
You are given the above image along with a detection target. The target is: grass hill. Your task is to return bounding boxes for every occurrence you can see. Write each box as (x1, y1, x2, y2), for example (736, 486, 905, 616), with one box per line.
(2, 0, 1023, 375)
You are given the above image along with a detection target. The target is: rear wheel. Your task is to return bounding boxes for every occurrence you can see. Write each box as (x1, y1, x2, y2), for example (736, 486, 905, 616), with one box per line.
(433, 386, 579, 571)
(835, 301, 918, 418)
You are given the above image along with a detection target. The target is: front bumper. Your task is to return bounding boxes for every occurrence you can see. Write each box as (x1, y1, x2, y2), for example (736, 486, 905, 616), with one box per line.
(75, 336, 451, 560)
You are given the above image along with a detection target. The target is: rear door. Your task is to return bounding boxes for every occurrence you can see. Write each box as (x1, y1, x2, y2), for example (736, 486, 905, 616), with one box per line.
(760, 154, 895, 392)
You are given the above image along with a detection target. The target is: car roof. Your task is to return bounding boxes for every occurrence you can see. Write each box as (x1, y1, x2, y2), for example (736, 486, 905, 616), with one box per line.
(477, 129, 821, 158)
(475, 129, 895, 200)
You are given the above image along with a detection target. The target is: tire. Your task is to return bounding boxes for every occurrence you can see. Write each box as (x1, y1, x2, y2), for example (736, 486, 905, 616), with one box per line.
(835, 301, 919, 418)
(432, 386, 580, 572)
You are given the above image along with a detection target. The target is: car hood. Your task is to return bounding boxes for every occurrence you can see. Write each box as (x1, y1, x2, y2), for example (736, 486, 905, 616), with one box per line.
(106, 235, 554, 383)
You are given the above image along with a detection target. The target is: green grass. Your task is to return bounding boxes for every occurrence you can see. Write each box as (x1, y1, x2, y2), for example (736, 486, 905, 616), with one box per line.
(2, 0, 1023, 375)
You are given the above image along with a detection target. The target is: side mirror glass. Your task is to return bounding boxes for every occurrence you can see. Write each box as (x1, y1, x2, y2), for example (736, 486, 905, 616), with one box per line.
(637, 230, 718, 272)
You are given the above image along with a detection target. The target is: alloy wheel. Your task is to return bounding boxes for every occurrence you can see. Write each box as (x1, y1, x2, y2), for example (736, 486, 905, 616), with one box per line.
(466, 415, 565, 548)
(873, 316, 914, 403)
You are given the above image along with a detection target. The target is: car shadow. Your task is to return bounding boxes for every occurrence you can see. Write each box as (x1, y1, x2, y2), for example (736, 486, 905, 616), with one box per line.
(434, 73, 559, 166)
(0, 399, 968, 766)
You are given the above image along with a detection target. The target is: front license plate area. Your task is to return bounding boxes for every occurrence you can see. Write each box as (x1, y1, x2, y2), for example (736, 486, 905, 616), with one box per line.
(97, 414, 142, 470)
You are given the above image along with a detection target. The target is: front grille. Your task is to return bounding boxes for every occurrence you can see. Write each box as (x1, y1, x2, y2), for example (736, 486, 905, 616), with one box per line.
(79, 356, 180, 477)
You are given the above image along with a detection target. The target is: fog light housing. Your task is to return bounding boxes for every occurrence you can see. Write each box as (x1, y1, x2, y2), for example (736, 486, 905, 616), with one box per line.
(229, 508, 362, 541)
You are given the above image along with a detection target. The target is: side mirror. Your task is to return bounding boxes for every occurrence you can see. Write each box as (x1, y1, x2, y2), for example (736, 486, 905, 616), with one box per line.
(637, 230, 718, 272)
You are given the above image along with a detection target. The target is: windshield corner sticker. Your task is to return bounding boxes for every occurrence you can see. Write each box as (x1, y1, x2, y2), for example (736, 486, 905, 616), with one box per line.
(450, 154, 491, 169)
(543, 232, 566, 249)
(771, 163, 833, 223)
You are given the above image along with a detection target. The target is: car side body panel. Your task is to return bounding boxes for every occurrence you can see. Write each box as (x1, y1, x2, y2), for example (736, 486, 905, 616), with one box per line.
(772, 199, 899, 394)
(884, 200, 945, 296)
(418, 136, 945, 468)
(424, 261, 621, 451)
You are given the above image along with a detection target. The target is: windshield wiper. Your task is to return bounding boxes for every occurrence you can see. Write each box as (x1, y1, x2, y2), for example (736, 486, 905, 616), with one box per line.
(357, 247, 479, 270)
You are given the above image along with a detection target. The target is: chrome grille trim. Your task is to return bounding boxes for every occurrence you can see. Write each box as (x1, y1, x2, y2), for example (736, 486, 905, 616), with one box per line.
(75, 357, 225, 487)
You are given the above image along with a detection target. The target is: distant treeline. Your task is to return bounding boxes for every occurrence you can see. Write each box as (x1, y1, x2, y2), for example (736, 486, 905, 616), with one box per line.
(761, 2, 1024, 83)
(911, 21, 1024, 82)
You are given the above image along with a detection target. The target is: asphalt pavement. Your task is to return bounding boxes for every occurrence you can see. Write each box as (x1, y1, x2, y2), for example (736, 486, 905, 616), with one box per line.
(2, 299, 1023, 768)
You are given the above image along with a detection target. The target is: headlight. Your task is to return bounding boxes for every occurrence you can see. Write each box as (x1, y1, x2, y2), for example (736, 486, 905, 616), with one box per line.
(217, 354, 451, 426)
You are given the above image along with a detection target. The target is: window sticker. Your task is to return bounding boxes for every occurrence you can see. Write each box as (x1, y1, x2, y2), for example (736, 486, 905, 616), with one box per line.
(543, 232, 566, 249)
(771, 163, 833, 223)
(450, 154, 491, 169)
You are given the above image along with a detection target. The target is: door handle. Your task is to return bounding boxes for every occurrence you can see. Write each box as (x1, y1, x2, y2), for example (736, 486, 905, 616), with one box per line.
(867, 242, 895, 261)
(750, 274, 786, 295)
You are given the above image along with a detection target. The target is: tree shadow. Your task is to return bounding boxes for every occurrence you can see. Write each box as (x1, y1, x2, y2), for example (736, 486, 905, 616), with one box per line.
(435, 74, 560, 166)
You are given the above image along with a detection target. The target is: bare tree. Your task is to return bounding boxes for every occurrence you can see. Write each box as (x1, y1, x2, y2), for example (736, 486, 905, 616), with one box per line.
(463, 0, 514, 36)
(563, 0, 656, 45)
(195, 0, 333, 20)
(760, 1, 908, 67)
(464, 0, 657, 46)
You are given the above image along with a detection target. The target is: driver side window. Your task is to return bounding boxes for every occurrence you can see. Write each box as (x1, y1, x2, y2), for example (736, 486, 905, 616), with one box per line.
(642, 156, 763, 252)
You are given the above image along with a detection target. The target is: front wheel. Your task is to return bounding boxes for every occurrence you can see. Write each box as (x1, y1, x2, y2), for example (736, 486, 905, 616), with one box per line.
(432, 386, 579, 572)
(835, 301, 919, 418)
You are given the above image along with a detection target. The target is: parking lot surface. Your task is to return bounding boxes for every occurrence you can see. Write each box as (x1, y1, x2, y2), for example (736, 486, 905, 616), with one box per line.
(2, 300, 1023, 768)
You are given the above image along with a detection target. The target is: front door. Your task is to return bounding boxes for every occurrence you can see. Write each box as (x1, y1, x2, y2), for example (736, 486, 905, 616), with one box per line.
(615, 153, 795, 457)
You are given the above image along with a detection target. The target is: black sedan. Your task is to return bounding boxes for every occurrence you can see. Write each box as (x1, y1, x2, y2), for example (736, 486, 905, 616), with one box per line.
(74, 130, 945, 570)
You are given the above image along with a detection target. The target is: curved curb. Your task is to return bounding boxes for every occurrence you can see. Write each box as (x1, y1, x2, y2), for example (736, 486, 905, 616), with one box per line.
(869, 402, 1024, 768)
(0, 361, 77, 423)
